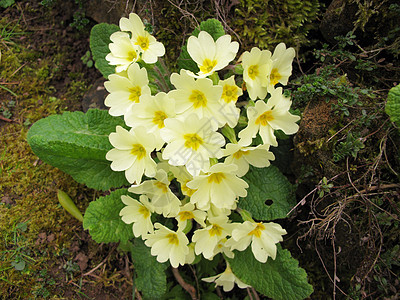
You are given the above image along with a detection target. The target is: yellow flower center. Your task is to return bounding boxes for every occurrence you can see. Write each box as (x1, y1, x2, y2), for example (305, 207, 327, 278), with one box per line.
(129, 86, 142, 103)
(189, 90, 207, 108)
(248, 65, 259, 80)
(270, 68, 282, 86)
(138, 205, 150, 218)
(152, 111, 167, 128)
(178, 211, 195, 222)
(208, 172, 226, 184)
(127, 50, 137, 61)
(248, 223, 265, 238)
(222, 85, 239, 103)
(183, 133, 203, 151)
(154, 181, 168, 193)
(255, 111, 274, 126)
(232, 150, 249, 160)
(181, 181, 196, 197)
(131, 144, 146, 160)
(166, 233, 179, 245)
(200, 58, 217, 73)
(209, 224, 223, 236)
(136, 35, 149, 51)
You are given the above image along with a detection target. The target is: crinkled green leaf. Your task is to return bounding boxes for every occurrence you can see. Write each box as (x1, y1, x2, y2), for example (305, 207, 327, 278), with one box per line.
(83, 189, 134, 244)
(27, 109, 129, 191)
(227, 246, 313, 300)
(90, 23, 119, 78)
(138, 59, 173, 94)
(177, 19, 226, 73)
(130, 238, 168, 299)
(239, 166, 296, 220)
(0, 0, 14, 8)
(385, 84, 400, 126)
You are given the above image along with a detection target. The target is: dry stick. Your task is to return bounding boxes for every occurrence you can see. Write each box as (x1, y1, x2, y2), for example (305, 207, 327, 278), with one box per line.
(246, 287, 254, 300)
(314, 239, 350, 298)
(135, 288, 143, 300)
(82, 244, 118, 276)
(0, 115, 12, 122)
(172, 267, 198, 300)
(251, 287, 260, 300)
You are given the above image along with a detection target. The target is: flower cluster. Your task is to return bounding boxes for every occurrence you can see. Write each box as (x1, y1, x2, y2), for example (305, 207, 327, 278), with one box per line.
(105, 13, 299, 292)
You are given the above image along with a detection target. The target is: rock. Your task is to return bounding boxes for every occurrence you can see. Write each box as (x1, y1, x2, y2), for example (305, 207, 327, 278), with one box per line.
(81, 77, 108, 112)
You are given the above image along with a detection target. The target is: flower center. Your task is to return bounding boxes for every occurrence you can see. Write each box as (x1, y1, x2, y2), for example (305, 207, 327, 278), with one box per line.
(166, 233, 179, 245)
(138, 205, 150, 218)
(270, 68, 282, 86)
(189, 90, 207, 109)
(208, 172, 226, 184)
(222, 85, 238, 103)
(181, 181, 196, 197)
(152, 110, 168, 128)
(248, 65, 259, 80)
(248, 222, 265, 238)
(200, 58, 217, 73)
(129, 86, 142, 103)
(127, 50, 137, 61)
(209, 224, 223, 236)
(255, 111, 274, 126)
(136, 35, 149, 51)
(131, 144, 146, 160)
(154, 181, 168, 194)
(232, 150, 249, 160)
(183, 133, 203, 151)
(178, 211, 195, 222)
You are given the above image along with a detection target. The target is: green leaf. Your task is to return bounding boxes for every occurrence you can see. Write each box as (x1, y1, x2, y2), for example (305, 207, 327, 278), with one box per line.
(227, 246, 313, 300)
(385, 84, 400, 126)
(90, 23, 120, 78)
(238, 166, 296, 220)
(27, 109, 129, 191)
(0, 0, 14, 8)
(83, 189, 134, 244)
(130, 238, 168, 299)
(177, 19, 226, 73)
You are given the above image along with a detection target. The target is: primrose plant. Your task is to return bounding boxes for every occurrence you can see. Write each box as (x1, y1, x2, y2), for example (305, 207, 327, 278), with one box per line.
(27, 13, 313, 299)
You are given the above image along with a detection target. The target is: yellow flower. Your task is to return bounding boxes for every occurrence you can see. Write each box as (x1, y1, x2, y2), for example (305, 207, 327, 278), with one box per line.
(268, 43, 295, 91)
(119, 13, 165, 64)
(119, 195, 154, 238)
(106, 126, 157, 184)
(226, 221, 287, 263)
(187, 163, 248, 211)
(104, 63, 151, 117)
(242, 47, 272, 100)
(145, 223, 189, 268)
(160, 114, 225, 176)
(106, 31, 140, 73)
(202, 263, 250, 292)
(187, 31, 239, 78)
(217, 76, 242, 128)
(238, 88, 300, 146)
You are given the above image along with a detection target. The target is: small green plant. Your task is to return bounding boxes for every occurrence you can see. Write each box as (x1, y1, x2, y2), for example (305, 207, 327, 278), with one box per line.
(80, 50, 93, 68)
(333, 132, 365, 162)
(318, 177, 333, 198)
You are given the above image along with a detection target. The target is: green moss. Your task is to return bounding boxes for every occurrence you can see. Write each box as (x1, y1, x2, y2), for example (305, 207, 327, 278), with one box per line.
(0, 16, 95, 298)
(231, 0, 321, 49)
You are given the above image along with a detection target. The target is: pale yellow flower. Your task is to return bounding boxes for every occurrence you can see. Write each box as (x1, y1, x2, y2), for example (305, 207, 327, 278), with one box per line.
(160, 114, 225, 176)
(268, 43, 295, 91)
(128, 169, 181, 217)
(104, 63, 151, 117)
(106, 126, 157, 184)
(223, 142, 275, 177)
(187, 163, 248, 211)
(119, 195, 154, 238)
(124, 92, 175, 150)
(202, 263, 250, 292)
(238, 87, 300, 146)
(242, 47, 272, 100)
(119, 13, 165, 64)
(106, 31, 139, 73)
(226, 221, 287, 263)
(217, 76, 242, 128)
(192, 216, 233, 260)
(175, 202, 207, 230)
(169, 70, 225, 126)
(187, 31, 239, 78)
(145, 223, 189, 268)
